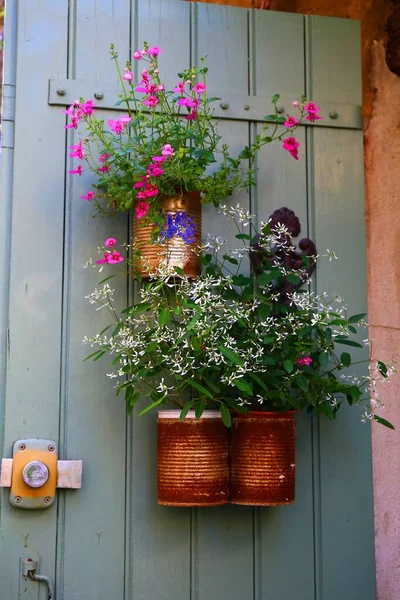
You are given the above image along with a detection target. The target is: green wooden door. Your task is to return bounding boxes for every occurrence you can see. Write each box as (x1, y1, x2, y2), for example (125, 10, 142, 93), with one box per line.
(0, 2, 375, 599)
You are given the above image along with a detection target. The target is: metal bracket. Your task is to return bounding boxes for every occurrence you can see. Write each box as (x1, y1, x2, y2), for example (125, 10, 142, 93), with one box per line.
(0, 439, 82, 510)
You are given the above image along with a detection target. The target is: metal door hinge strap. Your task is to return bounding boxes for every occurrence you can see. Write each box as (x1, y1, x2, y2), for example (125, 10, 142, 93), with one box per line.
(22, 558, 55, 600)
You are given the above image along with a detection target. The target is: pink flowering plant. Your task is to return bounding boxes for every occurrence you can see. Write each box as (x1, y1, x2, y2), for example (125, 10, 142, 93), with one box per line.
(84, 206, 394, 428)
(65, 42, 321, 229)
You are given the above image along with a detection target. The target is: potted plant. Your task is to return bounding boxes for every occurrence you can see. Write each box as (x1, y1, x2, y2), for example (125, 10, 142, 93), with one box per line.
(65, 42, 314, 278)
(84, 206, 394, 506)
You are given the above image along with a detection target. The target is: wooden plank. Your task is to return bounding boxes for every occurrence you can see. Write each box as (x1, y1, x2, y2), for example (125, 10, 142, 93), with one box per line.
(58, 2, 130, 600)
(129, 3, 192, 600)
(0, 459, 13, 487)
(0, 2, 69, 598)
(307, 16, 375, 600)
(252, 12, 315, 600)
(57, 461, 82, 489)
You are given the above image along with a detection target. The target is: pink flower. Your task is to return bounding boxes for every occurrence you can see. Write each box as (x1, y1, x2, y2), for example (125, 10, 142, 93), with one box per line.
(135, 201, 150, 219)
(133, 176, 148, 189)
(297, 357, 313, 366)
(141, 49, 148, 56)
(173, 82, 185, 94)
(142, 95, 158, 108)
(177, 97, 190, 107)
(305, 102, 319, 113)
(123, 70, 134, 82)
(147, 164, 164, 177)
(104, 237, 117, 248)
(184, 111, 198, 121)
(136, 85, 149, 93)
(133, 51, 142, 60)
(98, 165, 111, 173)
(158, 84, 165, 92)
(161, 144, 174, 157)
(193, 83, 206, 94)
(107, 251, 124, 264)
(108, 115, 131, 134)
(64, 117, 79, 130)
(68, 165, 83, 175)
(284, 115, 299, 129)
(137, 184, 159, 199)
(305, 112, 322, 123)
(282, 137, 300, 160)
(96, 252, 110, 264)
(147, 46, 161, 56)
(293, 101, 299, 107)
(99, 153, 111, 163)
(80, 99, 95, 116)
(81, 191, 95, 201)
(68, 141, 86, 159)
(152, 155, 166, 163)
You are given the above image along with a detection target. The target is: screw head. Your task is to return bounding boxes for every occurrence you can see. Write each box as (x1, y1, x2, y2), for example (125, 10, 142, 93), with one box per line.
(48, 444, 55, 452)
(15, 496, 22, 504)
(19, 443, 26, 451)
(243, 104, 250, 111)
(56, 88, 66, 96)
(94, 91, 104, 100)
(220, 101, 229, 110)
(329, 111, 338, 119)
(44, 496, 52, 504)
(277, 106, 285, 114)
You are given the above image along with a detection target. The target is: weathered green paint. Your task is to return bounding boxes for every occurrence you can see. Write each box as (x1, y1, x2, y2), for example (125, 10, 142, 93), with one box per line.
(0, 3, 374, 600)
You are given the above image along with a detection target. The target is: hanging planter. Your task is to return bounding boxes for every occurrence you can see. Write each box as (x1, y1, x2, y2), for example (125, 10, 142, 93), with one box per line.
(133, 191, 202, 279)
(229, 411, 296, 506)
(157, 410, 228, 507)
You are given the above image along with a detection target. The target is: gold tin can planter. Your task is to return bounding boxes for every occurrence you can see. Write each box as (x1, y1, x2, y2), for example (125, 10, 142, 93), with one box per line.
(157, 410, 228, 507)
(133, 191, 202, 279)
(229, 411, 296, 506)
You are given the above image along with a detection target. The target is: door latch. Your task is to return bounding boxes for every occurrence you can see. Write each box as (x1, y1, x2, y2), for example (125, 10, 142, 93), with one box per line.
(21, 555, 55, 600)
(0, 438, 82, 509)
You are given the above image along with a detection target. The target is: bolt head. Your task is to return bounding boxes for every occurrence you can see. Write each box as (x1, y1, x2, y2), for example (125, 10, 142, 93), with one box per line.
(220, 101, 229, 110)
(19, 443, 26, 451)
(329, 111, 338, 119)
(15, 496, 22, 504)
(94, 92, 104, 100)
(56, 88, 66, 96)
(48, 444, 55, 452)
(277, 106, 285, 114)
(243, 105, 250, 111)
(44, 496, 52, 504)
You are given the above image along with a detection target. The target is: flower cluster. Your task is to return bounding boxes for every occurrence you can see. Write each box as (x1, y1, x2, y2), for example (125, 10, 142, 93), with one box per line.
(84, 208, 394, 428)
(64, 41, 320, 224)
(95, 238, 124, 265)
(159, 212, 196, 245)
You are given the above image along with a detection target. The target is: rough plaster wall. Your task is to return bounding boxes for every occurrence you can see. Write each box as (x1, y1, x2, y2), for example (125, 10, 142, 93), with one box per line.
(366, 41, 400, 600)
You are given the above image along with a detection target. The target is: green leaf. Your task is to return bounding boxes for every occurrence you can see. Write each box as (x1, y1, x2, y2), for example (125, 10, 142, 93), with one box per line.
(319, 352, 329, 368)
(264, 114, 278, 121)
(348, 313, 366, 324)
(348, 325, 357, 334)
(98, 274, 116, 285)
(286, 273, 300, 285)
(334, 338, 363, 348)
(232, 274, 251, 287)
(283, 359, 294, 373)
(207, 96, 221, 103)
(235, 233, 252, 240)
(174, 266, 185, 277)
(83, 349, 106, 363)
(341, 352, 352, 368)
(272, 93, 280, 103)
(179, 400, 194, 421)
(330, 318, 348, 326)
(93, 351, 107, 362)
(159, 308, 169, 327)
(219, 346, 243, 366)
(249, 372, 268, 391)
(234, 378, 253, 395)
(374, 415, 395, 430)
(288, 396, 302, 409)
(187, 311, 201, 330)
(138, 397, 164, 417)
(325, 327, 332, 343)
(191, 337, 201, 352)
(297, 375, 308, 391)
(186, 380, 213, 399)
(195, 398, 206, 419)
(377, 361, 388, 377)
(258, 272, 275, 286)
(220, 404, 232, 427)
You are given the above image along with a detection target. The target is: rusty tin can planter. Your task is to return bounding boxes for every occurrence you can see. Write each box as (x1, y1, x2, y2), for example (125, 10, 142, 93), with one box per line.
(133, 191, 202, 279)
(157, 410, 228, 507)
(229, 411, 296, 506)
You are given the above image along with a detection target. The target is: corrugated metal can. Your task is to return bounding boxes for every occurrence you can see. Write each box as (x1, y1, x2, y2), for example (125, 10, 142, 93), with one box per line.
(229, 411, 296, 506)
(157, 410, 229, 506)
(133, 191, 202, 279)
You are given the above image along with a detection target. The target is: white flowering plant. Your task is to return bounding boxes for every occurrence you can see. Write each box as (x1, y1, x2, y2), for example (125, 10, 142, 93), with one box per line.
(84, 206, 394, 428)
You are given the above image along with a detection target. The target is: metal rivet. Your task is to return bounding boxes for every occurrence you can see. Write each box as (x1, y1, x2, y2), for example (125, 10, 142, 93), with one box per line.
(19, 443, 26, 451)
(15, 496, 22, 504)
(48, 444, 55, 452)
(329, 111, 338, 119)
(243, 104, 250, 111)
(56, 88, 66, 96)
(220, 101, 229, 110)
(277, 106, 285, 114)
(94, 91, 104, 100)
(44, 497, 52, 504)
